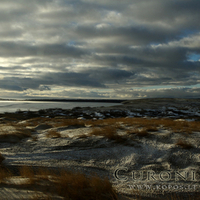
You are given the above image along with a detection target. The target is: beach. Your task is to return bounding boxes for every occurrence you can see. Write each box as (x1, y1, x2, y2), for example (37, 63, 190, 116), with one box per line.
(0, 98, 200, 199)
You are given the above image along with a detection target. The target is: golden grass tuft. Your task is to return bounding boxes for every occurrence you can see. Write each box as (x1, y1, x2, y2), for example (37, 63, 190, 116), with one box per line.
(18, 117, 50, 127)
(89, 126, 127, 143)
(175, 139, 194, 149)
(19, 165, 35, 184)
(20, 165, 35, 178)
(9, 166, 118, 200)
(16, 128, 32, 138)
(89, 126, 116, 139)
(53, 119, 86, 127)
(0, 153, 5, 164)
(55, 170, 118, 200)
(0, 125, 32, 142)
(31, 135, 38, 141)
(145, 125, 158, 132)
(46, 130, 61, 138)
(0, 167, 12, 182)
(127, 128, 149, 137)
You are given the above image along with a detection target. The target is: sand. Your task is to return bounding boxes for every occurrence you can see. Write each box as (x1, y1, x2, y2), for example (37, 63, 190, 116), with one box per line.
(0, 98, 200, 199)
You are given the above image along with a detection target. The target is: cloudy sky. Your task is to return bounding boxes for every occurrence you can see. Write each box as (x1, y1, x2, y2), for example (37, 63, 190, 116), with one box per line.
(1, 0, 200, 99)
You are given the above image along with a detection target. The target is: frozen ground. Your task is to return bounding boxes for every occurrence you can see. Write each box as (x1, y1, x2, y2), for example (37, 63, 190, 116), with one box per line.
(0, 98, 200, 199)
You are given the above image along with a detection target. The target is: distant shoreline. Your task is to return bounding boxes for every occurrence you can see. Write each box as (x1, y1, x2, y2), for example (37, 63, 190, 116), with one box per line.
(0, 98, 126, 103)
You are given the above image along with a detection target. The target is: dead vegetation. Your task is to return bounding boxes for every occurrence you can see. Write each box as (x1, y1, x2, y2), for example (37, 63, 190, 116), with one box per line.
(7, 116, 200, 136)
(0, 125, 32, 142)
(0, 168, 12, 182)
(55, 170, 118, 200)
(23, 117, 200, 141)
(46, 130, 61, 138)
(1, 164, 199, 200)
(50, 117, 200, 134)
(53, 118, 86, 127)
(0, 153, 5, 165)
(0, 114, 200, 199)
(89, 126, 127, 143)
(77, 134, 89, 139)
(31, 135, 38, 141)
(127, 128, 149, 137)
(90, 117, 200, 134)
(0, 165, 119, 200)
(175, 139, 194, 149)
(19, 165, 35, 184)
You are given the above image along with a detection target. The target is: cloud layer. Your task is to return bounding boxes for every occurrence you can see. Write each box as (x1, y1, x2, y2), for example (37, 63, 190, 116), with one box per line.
(0, 0, 200, 99)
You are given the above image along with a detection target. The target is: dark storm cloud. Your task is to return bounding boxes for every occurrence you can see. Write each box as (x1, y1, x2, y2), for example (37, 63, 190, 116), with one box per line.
(122, 0, 200, 33)
(0, 42, 87, 58)
(81, 68, 134, 83)
(0, 72, 105, 91)
(0, 0, 200, 98)
(41, 72, 106, 88)
(73, 25, 178, 45)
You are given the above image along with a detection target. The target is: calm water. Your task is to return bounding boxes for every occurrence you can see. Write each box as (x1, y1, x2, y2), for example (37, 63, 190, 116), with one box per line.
(0, 101, 121, 113)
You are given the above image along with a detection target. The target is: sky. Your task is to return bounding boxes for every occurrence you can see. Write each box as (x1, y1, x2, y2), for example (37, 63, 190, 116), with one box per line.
(0, 0, 200, 99)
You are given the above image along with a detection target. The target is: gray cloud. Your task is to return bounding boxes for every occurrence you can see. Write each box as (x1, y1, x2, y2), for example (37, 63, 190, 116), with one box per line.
(0, 42, 87, 58)
(0, 0, 200, 99)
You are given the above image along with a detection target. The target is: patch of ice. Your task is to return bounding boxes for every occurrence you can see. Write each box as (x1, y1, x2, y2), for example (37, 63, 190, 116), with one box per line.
(174, 119, 186, 121)
(77, 117, 86, 120)
(94, 112, 104, 118)
(58, 113, 65, 116)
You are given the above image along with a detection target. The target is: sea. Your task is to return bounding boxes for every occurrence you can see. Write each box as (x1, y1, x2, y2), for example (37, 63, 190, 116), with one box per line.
(0, 101, 122, 114)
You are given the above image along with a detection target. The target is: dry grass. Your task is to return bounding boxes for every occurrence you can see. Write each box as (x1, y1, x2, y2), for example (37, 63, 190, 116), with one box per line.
(31, 135, 38, 141)
(89, 126, 127, 143)
(127, 128, 149, 137)
(0, 167, 12, 182)
(16, 128, 32, 138)
(17, 117, 50, 127)
(145, 125, 158, 132)
(94, 117, 200, 134)
(77, 134, 89, 139)
(1, 164, 200, 199)
(0, 154, 11, 182)
(0, 153, 5, 164)
(31, 193, 53, 200)
(175, 139, 194, 149)
(4, 166, 118, 200)
(166, 193, 200, 200)
(0, 125, 32, 141)
(20, 165, 35, 178)
(16, 116, 200, 135)
(53, 119, 86, 127)
(19, 165, 35, 184)
(46, 130, 61, 138)
(56, 170, 118, 200)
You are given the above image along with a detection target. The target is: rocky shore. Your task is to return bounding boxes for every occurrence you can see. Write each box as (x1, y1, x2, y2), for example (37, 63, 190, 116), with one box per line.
(0, 98, 200, 199)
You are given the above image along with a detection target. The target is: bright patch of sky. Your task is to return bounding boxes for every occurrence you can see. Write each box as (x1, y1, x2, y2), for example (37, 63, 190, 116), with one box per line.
(187, 53, 200, 62)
